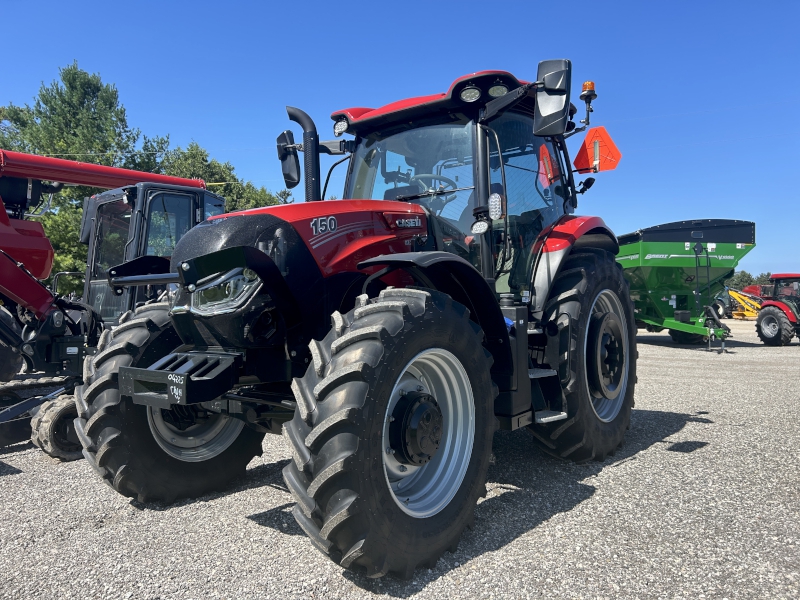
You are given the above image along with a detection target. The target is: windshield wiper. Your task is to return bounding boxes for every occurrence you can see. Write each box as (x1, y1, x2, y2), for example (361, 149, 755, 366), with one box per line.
(395, 185, 474, 202)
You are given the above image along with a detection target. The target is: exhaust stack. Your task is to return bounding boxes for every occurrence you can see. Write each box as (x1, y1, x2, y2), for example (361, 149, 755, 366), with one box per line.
(286, 107, 321, 202)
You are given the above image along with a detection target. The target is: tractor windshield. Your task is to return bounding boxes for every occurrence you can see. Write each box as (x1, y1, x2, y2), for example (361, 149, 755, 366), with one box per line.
(345, 119, 477, 234)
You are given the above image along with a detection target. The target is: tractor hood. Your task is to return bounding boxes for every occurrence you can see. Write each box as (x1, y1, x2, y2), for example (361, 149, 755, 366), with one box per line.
(176, 200, 427, 277)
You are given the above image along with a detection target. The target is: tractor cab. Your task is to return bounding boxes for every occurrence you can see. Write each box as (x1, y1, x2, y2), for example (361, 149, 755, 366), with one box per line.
(79, 183, 225, 324)
(279, 64, 620, 306)
(766, 274, 800, 317)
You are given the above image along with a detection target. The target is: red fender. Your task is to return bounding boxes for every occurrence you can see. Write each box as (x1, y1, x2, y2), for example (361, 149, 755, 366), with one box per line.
(530, 215, 618, 314)
(760, 300, 798, 323)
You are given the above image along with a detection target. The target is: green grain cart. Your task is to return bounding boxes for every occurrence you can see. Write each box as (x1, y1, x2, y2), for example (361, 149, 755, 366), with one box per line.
(616, 219, 756, 346)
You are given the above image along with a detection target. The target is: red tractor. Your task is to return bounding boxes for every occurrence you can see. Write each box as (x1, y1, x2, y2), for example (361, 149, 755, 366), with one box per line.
(0, 149, 225, 457)
(755, 273, 800, 345)
(75, 60, 636, 578)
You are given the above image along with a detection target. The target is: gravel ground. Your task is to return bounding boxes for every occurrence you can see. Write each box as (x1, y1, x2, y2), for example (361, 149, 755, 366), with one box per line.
(1, 319, 798, 599)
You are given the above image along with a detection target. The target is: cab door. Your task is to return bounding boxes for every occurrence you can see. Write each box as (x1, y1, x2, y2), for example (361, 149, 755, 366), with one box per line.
(133, 189, 198, 307)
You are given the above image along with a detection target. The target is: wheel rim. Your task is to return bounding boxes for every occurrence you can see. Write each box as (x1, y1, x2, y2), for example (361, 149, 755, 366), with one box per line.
(382, 348, 475, 518)
(147, 406, 244, 462)
(584, 289, 630, 423)
(761, 315, 779, 337)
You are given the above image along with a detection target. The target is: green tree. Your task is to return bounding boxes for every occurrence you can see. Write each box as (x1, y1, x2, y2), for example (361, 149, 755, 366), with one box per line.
(161, 142, 291, 211)
(0, 62, 170, 292)
(725, 270, 754, 290)
(754, 272, 772, 285)
(1, 63, 289, 294)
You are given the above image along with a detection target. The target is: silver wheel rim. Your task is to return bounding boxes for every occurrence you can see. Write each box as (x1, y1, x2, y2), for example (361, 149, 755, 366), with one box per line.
(147, 407, 244, 463)
(585, 289, 630, 423)
(762, 315, 779, 337)
(382, 348, 475, 518)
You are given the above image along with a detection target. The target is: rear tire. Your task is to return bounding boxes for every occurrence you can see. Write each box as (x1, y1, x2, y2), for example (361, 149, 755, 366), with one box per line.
(282, 288, 497, 578)
(74, 303, 265, 502)
(30, 395, 82, 461)
(529, 248, 636, 463)
(756, 306, 794, 346)
(668, 329, 707, 345)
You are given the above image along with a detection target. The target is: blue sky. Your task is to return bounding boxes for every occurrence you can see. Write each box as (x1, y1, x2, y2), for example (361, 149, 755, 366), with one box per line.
(4, 0, 799, 274)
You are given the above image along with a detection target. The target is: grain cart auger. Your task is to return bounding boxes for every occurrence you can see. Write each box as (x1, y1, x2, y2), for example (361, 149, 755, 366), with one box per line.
(616, 219, 756, 352)
(77, 61, 636, 578)
(0, 149, 225, 458)
(753, 274, 800, 345)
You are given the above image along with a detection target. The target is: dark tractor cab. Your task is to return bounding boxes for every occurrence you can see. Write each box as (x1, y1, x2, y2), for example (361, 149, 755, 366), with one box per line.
(79, 182, 225, 325)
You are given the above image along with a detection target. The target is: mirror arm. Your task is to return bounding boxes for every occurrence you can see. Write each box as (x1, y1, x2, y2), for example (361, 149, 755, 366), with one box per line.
(319, 140, 356, 156)
(277, 142, 303, 159)
(479, 81, 541, 123)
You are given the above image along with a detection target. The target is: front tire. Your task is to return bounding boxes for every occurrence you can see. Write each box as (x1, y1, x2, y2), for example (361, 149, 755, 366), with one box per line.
(282, 288, 497, 578)
(530, 248, 636, 462)
(74, 303, 265, 502)
(756, 306, 794, 346)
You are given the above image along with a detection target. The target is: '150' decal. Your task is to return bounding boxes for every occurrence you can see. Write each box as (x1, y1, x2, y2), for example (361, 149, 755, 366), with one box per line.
(310, 216, 337, 235)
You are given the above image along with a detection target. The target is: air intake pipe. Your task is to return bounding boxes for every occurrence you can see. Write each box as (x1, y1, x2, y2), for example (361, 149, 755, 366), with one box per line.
(286, 107, 321, 202)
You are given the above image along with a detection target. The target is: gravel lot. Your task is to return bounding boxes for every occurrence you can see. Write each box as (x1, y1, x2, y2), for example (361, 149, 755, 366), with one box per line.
(1, 319, 798, 599)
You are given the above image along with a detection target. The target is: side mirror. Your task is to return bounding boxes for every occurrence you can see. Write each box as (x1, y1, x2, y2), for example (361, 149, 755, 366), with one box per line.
(276, 130, 301, 189)
(533, 59, 572, 137)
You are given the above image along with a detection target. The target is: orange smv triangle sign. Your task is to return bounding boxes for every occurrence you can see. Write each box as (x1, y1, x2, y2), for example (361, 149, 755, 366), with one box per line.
(572, 126, 621, 173)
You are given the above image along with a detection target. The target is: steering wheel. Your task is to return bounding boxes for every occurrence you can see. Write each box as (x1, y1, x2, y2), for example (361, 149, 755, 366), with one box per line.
(409, 173, 459, 212)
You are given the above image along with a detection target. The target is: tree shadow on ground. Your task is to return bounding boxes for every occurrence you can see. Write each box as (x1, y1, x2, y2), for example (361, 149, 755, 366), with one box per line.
(342, 408, 713, 596)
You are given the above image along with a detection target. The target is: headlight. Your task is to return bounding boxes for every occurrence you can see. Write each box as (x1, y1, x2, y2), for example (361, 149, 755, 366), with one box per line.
(189, 268, 261, 316)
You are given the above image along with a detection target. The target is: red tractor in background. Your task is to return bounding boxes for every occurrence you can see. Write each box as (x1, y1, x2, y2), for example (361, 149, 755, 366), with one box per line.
(755, 273, 800, 345)
(76, 60, 635, 578)
(0, 149, 225, 457)
(742, 284, 771, 298)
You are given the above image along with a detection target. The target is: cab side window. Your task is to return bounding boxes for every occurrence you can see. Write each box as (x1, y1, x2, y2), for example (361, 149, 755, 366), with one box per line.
(145, 193, 194, 257)
(489, 113, 565, 220)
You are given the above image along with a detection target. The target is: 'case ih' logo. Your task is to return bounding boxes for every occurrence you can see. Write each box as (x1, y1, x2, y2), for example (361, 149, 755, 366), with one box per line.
(396, 217, 421, 228)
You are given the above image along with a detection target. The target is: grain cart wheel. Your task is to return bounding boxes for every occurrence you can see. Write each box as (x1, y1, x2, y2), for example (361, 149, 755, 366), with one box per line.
(713, 300, 727, 320)
(0, 306, 24, 381)
(756, 306, 794, 346)
(668, 329, 706, 345)
(30, 395, 82, 460)
(282, 288, 497, 578)
(530, 248, 636, 463)
(74, 303, 265, 503)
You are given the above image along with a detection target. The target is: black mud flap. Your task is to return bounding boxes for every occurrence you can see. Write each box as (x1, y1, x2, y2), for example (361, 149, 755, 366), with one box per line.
(120, 351, 242, 409)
